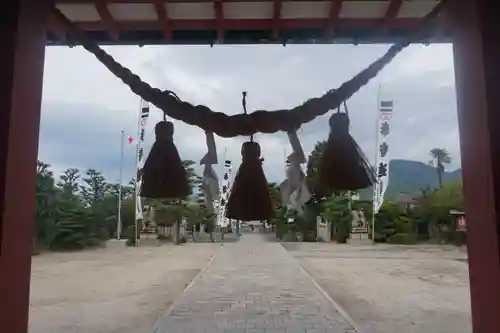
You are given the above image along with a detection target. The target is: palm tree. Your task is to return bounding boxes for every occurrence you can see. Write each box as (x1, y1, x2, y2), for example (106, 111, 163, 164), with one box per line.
(429, 148, 452, 189)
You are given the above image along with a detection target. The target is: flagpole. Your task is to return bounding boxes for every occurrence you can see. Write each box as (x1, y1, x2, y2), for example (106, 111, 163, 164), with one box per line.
(117, 129, 125, 240)
(372, 84, 382, 244)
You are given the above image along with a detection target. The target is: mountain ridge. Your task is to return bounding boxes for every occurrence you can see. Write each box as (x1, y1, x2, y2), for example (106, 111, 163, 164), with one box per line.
(359, 159, 462, 200)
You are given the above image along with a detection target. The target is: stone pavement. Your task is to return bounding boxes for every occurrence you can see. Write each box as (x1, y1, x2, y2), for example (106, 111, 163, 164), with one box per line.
(151, 234, 357, 333)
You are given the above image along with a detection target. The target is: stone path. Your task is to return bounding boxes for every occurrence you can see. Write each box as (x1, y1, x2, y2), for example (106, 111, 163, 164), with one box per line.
(151, 234, 357, 333)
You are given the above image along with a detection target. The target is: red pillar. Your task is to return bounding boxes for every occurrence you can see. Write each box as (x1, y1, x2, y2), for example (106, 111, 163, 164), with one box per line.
(0, 0, 51, 332)
(451, 0, 500, 332)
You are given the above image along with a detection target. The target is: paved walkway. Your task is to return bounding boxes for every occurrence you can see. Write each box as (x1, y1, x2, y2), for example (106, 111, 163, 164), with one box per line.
(151, 234, 357, 333)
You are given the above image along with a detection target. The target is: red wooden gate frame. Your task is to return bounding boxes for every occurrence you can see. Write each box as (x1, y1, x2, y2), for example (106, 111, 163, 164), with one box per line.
(1, 1, 499, 332)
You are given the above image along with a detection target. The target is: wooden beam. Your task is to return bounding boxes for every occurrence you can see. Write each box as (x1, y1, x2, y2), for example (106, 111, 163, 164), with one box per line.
(432, 9, 451, 40)
(46, 9, 67, 41)
(153, 0, 171, 41)
(214, 0, 224, 43)
(379, 0, 402, 35)
(271, 0, 283, 39)
(75, 17, 427, 32)
(324, 0, 343, 39)
(94, 0, 120, 40)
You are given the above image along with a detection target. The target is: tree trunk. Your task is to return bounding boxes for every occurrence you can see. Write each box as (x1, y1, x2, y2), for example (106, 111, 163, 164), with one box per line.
(436, 157, 444, 188)
(428, 220, 437, 239)
(174, 220, 180, 245)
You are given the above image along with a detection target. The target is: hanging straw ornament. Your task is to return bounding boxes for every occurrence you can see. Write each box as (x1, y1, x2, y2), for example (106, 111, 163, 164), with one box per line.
(226, 92, 275, 221)
(318, 100, 376, 195)
(140, 116, 190, 199)
(199, 131, 220, 213)
(279, 131, 312, 214)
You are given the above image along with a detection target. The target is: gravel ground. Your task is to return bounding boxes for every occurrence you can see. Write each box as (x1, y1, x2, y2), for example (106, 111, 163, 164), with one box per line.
(29, 242, 220, 333)
(283, 242, 472, 333)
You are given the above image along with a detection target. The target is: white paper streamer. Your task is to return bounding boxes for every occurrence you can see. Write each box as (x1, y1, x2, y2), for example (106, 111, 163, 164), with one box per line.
(280, 131, 311, 214)
(200, 131, 219, 212)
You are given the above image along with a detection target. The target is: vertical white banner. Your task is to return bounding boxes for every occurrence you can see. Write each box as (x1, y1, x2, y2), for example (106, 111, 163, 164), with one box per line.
(135, 100, 150, 222)
(373, 99, 394, 214)
(217, 160, 232, 226)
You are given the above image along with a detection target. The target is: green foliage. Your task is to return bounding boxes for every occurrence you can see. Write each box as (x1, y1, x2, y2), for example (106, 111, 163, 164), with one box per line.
(352, 200, 372, 217)
(34, 157, 204, 251)
(373, 202, 402, 242)
(35, 163, 110, 250)
(35, 161, 58, 248)
(394, 215, 412, 234)
(371, 180, 464, 245)
(145, 160, 210, 244)
(272, 206, 288, 239)
(124, 221, 142, 246)
(80, 169, 107, 207)
(386, 233, 417, 245)
(306, 141, 327, 195)
(322, 195, 351, 243)
(267, 182, 282, 211)
(182, 159, 198, 198)
(411, 180, 465, 244)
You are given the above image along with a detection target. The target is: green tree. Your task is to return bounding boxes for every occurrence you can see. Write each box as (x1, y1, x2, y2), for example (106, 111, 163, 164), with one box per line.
(154, 200, 189, 244)
(33, 158, 208, 250)
(429, 148, 452, 188)
(147, 159, 201, 244)
(373, 201, 406, 241)
(79, 169, 111, 238)
(57, 168, 80, 199)
(267, 182, 281, 208)
(306, 140, 327, 194)
(51, 199, 100, 250)
(107, 183, 134, 200)
(322, 195, 351, 243)
(182, 159, 198, 198)
(414, 180, 464, 242)
(80, 169, 107, 207)
(35, 161, 58, 249)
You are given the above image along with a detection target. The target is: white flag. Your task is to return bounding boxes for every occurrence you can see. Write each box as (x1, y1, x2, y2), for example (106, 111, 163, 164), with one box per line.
(218, 160, 232, 226)
(135, 100, 150, 221)
(373, 99, 393, 214)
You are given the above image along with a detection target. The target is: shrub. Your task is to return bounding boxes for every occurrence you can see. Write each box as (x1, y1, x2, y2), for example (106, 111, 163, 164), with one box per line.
(124, 223, 142, 246)
(386, 233, 417, 245)
(302, 230, 317, 242)
(336, 229, 349, 243)
(374, 232, 386, 243)
(394, 217, 412, 234)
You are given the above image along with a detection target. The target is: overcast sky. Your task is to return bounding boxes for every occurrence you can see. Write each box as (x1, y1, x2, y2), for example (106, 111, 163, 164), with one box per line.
(39, 43, 459, 185)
